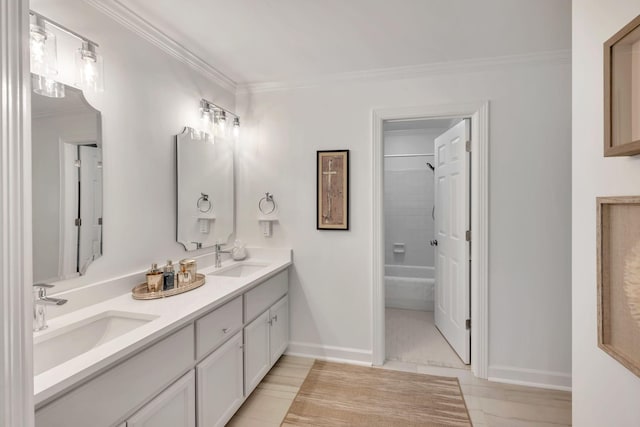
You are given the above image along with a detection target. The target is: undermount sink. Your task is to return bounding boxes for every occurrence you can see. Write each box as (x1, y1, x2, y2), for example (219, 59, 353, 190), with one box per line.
(209, 262, 269, 278)
(34, 311, 158, 375)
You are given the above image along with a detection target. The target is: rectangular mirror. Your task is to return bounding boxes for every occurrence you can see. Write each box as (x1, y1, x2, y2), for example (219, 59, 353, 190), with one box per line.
(176, 128, 234, 251)
(32, 82, 103, 282)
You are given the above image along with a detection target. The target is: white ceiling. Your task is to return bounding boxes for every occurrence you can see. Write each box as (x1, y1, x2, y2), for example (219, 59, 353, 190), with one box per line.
(119, 0, 571, 84)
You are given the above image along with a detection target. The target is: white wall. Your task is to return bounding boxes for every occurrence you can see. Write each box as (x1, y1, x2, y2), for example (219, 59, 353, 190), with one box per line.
(573, 1, 640, 424)
(236, 55, 572, 386)
(30, 0, 235, 292)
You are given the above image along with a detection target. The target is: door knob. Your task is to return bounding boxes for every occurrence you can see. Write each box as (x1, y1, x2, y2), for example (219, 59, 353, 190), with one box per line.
(430, 240, 438, 247)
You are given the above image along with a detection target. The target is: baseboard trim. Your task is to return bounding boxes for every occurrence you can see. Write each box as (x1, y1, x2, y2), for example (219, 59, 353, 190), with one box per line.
(286, 341, 372, 366)
(488, 365, 572, 391)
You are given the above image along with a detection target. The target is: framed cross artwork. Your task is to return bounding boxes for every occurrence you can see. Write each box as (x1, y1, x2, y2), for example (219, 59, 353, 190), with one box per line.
(317, 150, 349, 230)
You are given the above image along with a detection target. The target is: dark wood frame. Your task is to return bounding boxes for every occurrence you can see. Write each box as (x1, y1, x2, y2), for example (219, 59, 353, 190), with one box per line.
(604, 15, 640, 156)
(316, 150, 349, 230)
(597, 196, 640, 377)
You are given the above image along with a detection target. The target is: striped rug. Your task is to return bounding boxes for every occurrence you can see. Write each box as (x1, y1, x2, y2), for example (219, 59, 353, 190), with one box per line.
(282, 360, 472, 426)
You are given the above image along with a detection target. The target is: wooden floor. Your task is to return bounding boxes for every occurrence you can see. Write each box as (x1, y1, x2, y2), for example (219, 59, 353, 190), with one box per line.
(227, 355, 572, 426)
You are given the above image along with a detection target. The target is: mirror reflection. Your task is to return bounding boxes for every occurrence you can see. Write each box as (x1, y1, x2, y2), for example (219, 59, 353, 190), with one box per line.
(32, 83, 103, 282)
(176, 128, 234, 251)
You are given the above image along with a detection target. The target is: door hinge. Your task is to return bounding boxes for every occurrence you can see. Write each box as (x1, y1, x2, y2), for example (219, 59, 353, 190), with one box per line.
(465, 319, 471, 329)
(98, 217, 103, 225)
(465, 140, 471, 152)
(465, 230, 471, 242)
(75, 218, 82, 226)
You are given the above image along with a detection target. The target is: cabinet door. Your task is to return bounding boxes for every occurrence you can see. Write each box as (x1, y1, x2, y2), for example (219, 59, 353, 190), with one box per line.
(269, 295, 289, 365)
(126, 371, 195, 427)
(196, 332, 244, 427)
(244, 310, 271, 395)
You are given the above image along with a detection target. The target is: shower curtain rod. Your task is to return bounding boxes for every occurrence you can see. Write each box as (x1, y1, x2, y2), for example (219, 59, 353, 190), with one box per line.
(384, 153, 434, 158)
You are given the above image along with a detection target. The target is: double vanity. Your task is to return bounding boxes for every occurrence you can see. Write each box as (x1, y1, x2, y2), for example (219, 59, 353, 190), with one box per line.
(34, 248, 291, 427)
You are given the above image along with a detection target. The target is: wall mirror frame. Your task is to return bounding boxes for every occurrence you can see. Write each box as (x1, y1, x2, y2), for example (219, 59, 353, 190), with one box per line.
(31, 81, 103, 283)
(176, 127, 235, 251)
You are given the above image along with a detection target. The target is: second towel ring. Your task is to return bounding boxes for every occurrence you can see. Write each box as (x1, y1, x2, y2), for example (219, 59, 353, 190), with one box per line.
(197, 193, 212, 213)
(258, 192, 276, 215)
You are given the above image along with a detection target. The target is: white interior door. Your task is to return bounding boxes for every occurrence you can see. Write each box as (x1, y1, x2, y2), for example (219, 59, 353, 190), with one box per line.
(434, 119, 471, 364)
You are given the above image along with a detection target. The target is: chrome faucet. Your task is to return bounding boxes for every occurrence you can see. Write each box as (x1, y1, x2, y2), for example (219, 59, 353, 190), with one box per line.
(214, 243, 232, 268)
(33, 284, 68, 331)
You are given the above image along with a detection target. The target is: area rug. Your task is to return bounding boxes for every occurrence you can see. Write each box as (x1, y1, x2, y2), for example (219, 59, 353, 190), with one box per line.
(281, 360, 472, 426)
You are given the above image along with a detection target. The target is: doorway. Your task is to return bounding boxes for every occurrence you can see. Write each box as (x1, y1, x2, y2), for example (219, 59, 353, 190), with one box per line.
(372, 103, 489, 379)
(383, 117, 469, 369)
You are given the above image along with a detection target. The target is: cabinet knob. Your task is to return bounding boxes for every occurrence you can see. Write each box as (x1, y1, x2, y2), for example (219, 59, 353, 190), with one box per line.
(222, 328, 229, 333)
(273, 315, 278, 322)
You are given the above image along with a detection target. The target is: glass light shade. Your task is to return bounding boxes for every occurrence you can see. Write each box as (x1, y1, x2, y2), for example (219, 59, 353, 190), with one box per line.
(30, 17, 58, 77)
(75, 43, 104, 93)
(32, 74, 65, 98)
(215, 110, 227, 138)
(200, 107, 213, 136)
(232, 117, 240, 139)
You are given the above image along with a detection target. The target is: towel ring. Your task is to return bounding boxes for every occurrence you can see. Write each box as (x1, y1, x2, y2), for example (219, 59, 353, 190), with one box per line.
(258, 192, 276, 215)
(197, 193, 212, 213)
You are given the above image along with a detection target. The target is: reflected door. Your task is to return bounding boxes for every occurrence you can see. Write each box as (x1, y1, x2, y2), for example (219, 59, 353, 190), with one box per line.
(78, 145, 102, 274)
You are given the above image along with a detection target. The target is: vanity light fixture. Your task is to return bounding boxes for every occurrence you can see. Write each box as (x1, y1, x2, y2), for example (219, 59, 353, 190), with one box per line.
(29, 11, 104, 96)
(199, 98, 240, 141)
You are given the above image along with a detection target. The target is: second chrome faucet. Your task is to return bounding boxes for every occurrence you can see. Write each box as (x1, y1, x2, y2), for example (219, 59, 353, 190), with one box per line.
(33, 283, 67, 331)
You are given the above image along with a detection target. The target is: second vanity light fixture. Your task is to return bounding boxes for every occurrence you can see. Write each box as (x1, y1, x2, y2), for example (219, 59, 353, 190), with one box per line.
(29, 11, 104, 98)
(199, 99, 240, 140)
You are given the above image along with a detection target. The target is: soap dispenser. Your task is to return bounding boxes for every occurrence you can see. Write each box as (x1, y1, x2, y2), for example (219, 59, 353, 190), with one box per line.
(163, 260, 175, 291)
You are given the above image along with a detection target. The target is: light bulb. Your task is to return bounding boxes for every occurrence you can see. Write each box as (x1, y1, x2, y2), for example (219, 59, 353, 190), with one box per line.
(233, 117, 240, 139)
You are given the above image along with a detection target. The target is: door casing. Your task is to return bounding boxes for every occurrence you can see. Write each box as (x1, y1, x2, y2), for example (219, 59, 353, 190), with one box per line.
(371, 102, 489, 379)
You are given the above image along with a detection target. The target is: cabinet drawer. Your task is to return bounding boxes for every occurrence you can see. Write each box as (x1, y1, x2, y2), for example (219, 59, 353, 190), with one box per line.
(244, 270, 288, 322)
(35, 325, 195, 427)
(196, 296, 242, 359)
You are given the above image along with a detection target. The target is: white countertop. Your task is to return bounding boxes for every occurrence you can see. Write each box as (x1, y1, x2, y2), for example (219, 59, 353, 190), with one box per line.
(34, 248, 292, 407)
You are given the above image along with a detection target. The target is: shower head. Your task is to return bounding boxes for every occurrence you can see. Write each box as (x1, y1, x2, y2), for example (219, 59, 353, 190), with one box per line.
(426, 162, 435, 172)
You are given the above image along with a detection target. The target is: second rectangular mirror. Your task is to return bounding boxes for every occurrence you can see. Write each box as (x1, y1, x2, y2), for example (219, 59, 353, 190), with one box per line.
(176, 128, 234, 251)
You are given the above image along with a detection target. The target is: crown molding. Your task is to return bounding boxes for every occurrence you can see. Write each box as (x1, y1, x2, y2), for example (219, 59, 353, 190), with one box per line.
(238, 49, 571, 94)
(83, 0, 237, 93)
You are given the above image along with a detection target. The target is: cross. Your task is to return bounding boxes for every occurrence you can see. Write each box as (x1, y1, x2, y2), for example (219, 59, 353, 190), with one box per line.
(322, 159, 337, 223)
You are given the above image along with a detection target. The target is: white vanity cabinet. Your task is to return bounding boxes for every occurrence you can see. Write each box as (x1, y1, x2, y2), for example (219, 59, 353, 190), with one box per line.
(196, 331, 244, 427)
(126, 371, 196, 427)
(35, 325, 195, 427)
(244, 294, 289, 395)
(35, 267, 290, 427)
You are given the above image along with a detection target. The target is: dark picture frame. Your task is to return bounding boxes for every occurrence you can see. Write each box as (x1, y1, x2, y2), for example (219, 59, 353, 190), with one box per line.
(317, 150, 349, 230)
(604, 14, 640, 156)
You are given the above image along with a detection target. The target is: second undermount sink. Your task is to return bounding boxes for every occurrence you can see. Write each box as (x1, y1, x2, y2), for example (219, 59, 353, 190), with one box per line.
(34, 311, 158, 375)
(209, 262, 269, 278)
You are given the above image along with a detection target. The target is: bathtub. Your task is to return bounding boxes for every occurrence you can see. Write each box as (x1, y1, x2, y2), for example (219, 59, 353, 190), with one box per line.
(384, 265, 434, 311)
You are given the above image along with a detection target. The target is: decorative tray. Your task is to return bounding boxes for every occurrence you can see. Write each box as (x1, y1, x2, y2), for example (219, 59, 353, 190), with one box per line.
(132, 273, 206, 300)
